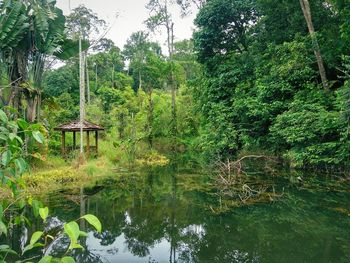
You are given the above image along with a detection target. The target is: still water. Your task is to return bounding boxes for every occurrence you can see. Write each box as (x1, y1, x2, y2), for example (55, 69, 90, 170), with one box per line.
(19, 167, 350, 262)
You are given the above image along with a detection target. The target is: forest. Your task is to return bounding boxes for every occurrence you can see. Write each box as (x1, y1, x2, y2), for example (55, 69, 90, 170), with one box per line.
(0, 0, 350, 262)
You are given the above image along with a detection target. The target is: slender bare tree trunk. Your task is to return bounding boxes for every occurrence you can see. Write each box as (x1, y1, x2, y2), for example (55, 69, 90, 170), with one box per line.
(138, 70, 142, 91)
(85, 55, 91, 104)
(300, 0, 329, 91)
(147, 88, 154, 148)
(79, 36, 86, 159)
(167, 21, 177, 146)
(95, 64, 98, 91)
(112, 63, 115, 88)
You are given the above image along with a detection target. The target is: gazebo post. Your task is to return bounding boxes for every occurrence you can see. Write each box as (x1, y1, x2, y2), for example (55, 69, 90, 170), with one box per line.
(73, 131, 76, 150)
(55, 120, 104, 158)
(95, 131, 98, 155)
(86, 131, 90, 157)
(61, 131, 66, 156)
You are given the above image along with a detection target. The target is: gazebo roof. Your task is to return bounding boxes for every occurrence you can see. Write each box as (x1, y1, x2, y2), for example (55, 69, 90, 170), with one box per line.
(54, 120, 104, 132)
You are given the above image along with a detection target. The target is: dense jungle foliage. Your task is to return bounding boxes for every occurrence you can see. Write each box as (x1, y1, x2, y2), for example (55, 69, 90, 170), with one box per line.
(193, 0, 350, 169)
(1, 0, 350, 262)
(1, 0, 349, 170)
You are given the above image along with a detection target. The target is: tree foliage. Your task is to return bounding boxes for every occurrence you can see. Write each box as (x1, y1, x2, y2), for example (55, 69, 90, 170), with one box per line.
(193, 0, 350, 168)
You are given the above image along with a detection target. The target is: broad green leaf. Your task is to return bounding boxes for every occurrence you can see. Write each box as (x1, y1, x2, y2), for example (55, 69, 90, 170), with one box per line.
(14, 158, 27, 174)
(8, 133, 15, 141)
(18, 199, 26, 209)
(22, 242, 44, 255)
(0, 245, 17, 255)
(0, 204, 3, 219)
(60, 256, 75, 263)
(1, 150, 11, 166)
(0, 245, 10, 250)
(22, 244, 33, 254)
(39, 207, 49, 221)
(38, 256, 53, 263)
(0, 110, 8, 123)
(32, 131, 44, 144)
(81, 214, 102, 233)
(64, 222, 80, 249)
(31, 200, 43, 218)
(17, 118, 29, 130)
(54, 38, 90, 60)
(0, 221, 7, 236)
(14, 135, 23, 144)
(0, 133, 7, 141)
(30, 231, 43, 245)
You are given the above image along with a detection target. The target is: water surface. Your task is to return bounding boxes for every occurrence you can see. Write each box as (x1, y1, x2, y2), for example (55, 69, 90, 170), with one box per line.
(17, 167, 350, 262)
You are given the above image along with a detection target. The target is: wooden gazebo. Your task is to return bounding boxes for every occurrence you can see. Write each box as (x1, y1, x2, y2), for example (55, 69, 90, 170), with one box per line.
(54, 120, 104, 157)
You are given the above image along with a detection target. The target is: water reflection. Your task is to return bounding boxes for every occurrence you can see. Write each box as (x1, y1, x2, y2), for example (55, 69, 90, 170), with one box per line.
(8, 166, 350, 262)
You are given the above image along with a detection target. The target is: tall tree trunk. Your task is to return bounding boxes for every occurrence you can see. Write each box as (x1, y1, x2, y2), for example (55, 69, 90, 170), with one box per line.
(95, 64, 98, 92)
(299, 0, 329, 91)
(167, 22, 177, 147)
(147, 88, 154, 148)
(85, 55, 91, 104)
(138, 70, 142, 91)
(37, 91, 41, 122)
(24, 89, 38, 122)
(79, 36, 86, 157)
(112, 63, 115, 88)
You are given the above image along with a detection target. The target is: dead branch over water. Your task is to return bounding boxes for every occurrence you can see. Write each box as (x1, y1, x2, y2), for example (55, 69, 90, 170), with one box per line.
(212, 155, 282, 208)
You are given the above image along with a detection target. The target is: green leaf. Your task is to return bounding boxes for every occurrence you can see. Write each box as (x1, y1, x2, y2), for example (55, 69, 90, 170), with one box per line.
(38, 256, 53, 263)
(32, 131, 44, 144)
(39, 207, 49, 221)
(0, 133, 7, 141)
(79, 231, 88, 237)
(14, 158, 27, 174)
(0, 221, 7, 236)
(63, 222, 80, 249)
(81, 214, 102, 233)
(70, 243, 84, 250)
(1, 150, 12, 166)
(0, 245, 10, 250)
(60, 256, 75, 263)
(22, 242, 44, 255)
(0, 244, 17, 255)
(0, 110, 8, 123)
(54, 38, 90, 60)
(17, 118, 29, 130)
(31, 200, 43, 218)
(14, 135, 23, 144)
(22, 244, 33, 254)
(30, 231, 43, 245)
(17, 199, 26, 209)
(8, 133, 15, 141)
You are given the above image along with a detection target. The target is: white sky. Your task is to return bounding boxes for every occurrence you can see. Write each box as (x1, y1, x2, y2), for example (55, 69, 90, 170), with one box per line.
(56, 0, 198, 52)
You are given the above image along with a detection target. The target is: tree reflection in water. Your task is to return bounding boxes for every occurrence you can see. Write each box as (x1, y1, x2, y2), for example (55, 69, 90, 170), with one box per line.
(7, 165, 350, 263)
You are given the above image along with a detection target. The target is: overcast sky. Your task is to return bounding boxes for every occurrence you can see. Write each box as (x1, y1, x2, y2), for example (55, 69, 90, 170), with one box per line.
(56, 0, 198, 52)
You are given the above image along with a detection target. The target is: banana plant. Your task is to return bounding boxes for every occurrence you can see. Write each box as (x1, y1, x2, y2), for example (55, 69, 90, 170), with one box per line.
(0, 0, 89, 122)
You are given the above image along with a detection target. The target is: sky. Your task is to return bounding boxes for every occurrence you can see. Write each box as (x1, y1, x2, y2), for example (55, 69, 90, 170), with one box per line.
(56, 0, 198, 52)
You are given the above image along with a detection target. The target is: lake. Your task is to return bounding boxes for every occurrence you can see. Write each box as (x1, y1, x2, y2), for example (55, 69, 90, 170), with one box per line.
(4, 165, 350, 263)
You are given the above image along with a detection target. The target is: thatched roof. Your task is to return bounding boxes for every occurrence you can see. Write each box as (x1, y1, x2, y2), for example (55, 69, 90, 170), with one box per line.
(54, 120, 104, 132)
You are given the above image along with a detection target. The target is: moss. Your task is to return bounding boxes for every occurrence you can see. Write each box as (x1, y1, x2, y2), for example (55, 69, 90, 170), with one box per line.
(22, 156, 115, 196)
(136, 151, 169, 167)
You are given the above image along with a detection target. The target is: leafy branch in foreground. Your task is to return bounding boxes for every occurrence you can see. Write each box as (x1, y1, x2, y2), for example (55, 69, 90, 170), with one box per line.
(0, 109, 101, 263)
